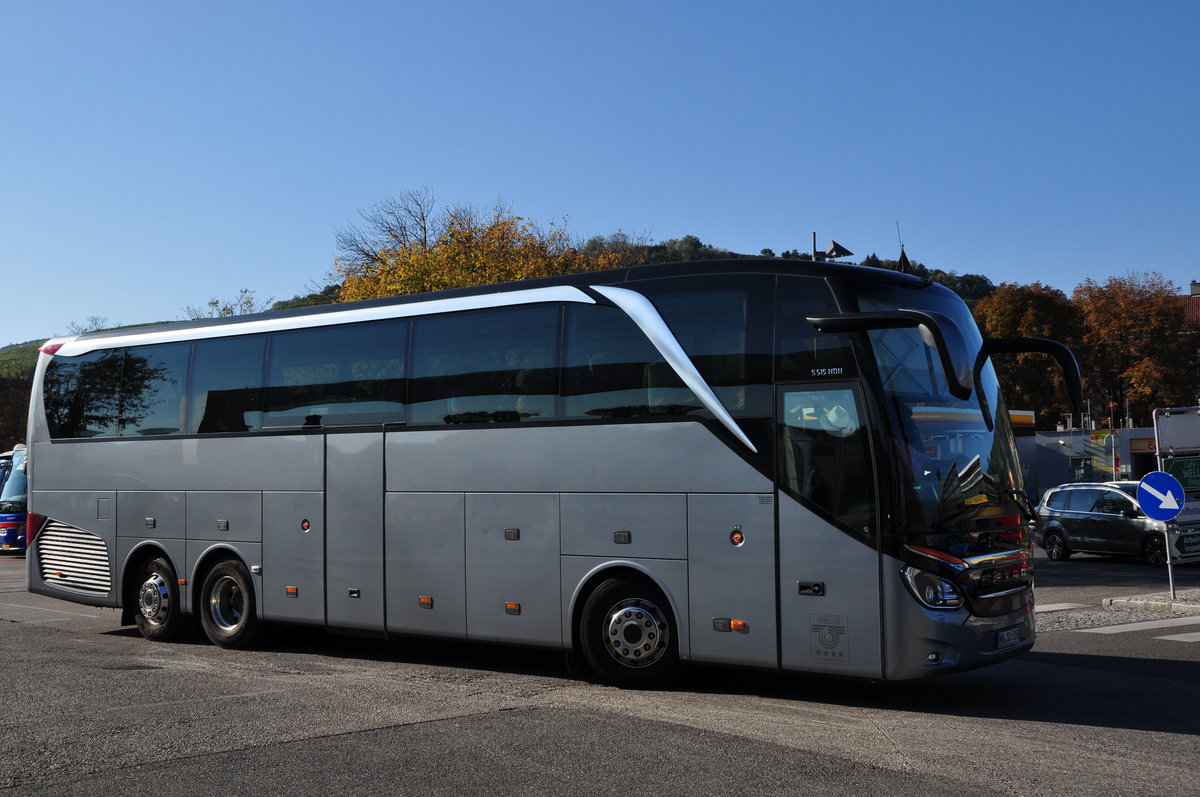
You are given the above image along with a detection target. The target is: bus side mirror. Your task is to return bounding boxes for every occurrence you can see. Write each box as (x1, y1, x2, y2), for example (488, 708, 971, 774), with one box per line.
(807, 310, 974, 400)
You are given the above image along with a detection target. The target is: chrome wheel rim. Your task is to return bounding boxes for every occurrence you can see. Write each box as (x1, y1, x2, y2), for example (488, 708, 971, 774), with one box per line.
(138, 574, 171, 626)
(603, 598, 668, 669)
(207, 575, 244, 632)
(1046, 534, 1065, 560)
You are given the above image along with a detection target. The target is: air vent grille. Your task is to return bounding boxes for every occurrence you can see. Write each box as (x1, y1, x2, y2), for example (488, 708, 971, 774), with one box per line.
(36, 522, 111, 595)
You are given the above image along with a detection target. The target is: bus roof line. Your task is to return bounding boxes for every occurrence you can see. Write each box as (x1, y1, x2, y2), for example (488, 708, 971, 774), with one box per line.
(591, 285, 758, 454)
(48, 285, 596, 358)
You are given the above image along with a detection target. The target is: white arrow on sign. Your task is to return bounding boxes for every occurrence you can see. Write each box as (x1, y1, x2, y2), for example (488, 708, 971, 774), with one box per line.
(1141, 480, 1180, 510)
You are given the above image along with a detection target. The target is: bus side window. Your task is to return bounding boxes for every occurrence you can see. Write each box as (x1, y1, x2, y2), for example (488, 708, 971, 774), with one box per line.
(43, 350, 124, 438)
(120, 342, 191, 436)
(562, 304, 697, 420)
(264, 319, 408, 427)
(408, 306, 559, 426)
(189, 335, 266, 434)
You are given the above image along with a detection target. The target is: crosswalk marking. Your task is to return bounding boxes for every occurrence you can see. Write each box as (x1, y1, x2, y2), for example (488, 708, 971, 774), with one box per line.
(1036, 603, 1086, 613)
(1079, 616, 1200, 635)
(1155, 631, 1200, 643)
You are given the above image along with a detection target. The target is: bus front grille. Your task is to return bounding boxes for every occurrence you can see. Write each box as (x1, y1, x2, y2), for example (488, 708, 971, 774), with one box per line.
(36, 522, 112, 595)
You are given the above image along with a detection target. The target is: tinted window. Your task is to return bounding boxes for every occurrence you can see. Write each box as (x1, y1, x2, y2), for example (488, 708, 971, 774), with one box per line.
(775, 276, 857, 383)
(409, 306, 559, 425)
(1046, 490, 1070, 510)
(119, 343, 191, 436)
(189, 336, 266, 433)
(1095, 491, 1133, 515)
(635, 274, 773, 417)
(265, 320, 408, 427)
(1066, 488, 1102, 512)
(43, 349, 124, 438)
(562, 304, 698, 419)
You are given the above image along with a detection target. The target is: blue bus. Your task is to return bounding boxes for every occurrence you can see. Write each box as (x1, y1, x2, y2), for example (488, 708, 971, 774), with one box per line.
(1, 445, 27, 552)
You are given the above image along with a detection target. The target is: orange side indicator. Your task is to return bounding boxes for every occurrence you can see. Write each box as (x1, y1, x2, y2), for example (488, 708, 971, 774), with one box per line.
(178, 579, 187, 586)
(730, 620, 747, 631)
(419, 596, 434, 609)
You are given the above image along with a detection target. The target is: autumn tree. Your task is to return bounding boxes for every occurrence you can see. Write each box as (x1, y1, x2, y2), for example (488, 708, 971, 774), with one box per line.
(973, 283, 1083, 425)
(335, 201, 625, 301)
(1072, 272, 1198, 427)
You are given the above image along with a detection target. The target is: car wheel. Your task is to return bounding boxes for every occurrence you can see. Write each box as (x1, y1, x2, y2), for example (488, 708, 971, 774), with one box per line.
(199, 559, 260, 648)
(1044, 531, 1071, 561)
(1143, 534, 1168, 567)
(133, 556, 186, 642)
(579, 576, 679, 688)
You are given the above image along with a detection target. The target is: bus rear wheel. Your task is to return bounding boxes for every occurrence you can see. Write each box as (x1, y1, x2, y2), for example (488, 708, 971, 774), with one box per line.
(579, 577, 679, 688)
(199, 560, 260, 649)
(134, 556, 185, 642)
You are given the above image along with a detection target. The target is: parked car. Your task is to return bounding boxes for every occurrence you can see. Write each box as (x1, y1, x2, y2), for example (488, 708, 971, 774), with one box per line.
(1033, 482, 1174, 565)
(0, 445, 27, 553)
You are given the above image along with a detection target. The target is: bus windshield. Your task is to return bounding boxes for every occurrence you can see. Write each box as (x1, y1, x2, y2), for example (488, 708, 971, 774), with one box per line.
(861, 281, 1025, 559)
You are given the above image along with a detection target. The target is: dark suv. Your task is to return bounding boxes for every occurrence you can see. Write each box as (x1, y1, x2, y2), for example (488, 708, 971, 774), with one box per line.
(1033, 482, 1174, 566)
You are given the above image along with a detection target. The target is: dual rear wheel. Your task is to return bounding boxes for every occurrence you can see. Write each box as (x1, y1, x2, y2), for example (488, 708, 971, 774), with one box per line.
(132, 556, 259, 648)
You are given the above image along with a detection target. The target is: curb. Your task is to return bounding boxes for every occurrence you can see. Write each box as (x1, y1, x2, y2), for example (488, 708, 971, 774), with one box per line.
(1103, 591, 1200, 615)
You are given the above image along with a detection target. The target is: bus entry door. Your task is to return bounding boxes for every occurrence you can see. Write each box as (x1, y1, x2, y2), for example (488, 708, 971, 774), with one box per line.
(776, 384, 883, 679)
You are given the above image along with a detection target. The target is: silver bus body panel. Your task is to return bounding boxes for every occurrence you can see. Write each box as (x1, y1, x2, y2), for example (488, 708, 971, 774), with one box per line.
(686, 492, 778, 668)
(466, 493, 561, 646)
(186, 491, 262, 543)
(560, 493, 687, 560)
(385, 492, 466, 639)
(263, 491, 324, 624)
(384, 423, 772, 495)
(326, 433, 386, 634)
(777, 492, 883, 679)
(118, 492, 185, 540)
(30, 436, 324, 491)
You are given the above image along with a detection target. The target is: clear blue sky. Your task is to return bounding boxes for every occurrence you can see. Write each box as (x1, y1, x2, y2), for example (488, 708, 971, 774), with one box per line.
(3, 1, 1197, 345)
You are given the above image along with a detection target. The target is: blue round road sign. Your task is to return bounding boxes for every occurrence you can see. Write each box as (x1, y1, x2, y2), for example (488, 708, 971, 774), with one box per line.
(1137, 471, 1186, 521)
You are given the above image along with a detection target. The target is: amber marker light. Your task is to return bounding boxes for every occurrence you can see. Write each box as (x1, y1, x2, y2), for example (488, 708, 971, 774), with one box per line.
(730, 620, 747, 631)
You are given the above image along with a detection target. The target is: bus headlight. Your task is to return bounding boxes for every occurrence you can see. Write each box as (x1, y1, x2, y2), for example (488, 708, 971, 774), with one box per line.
(902, 566, 964, 610)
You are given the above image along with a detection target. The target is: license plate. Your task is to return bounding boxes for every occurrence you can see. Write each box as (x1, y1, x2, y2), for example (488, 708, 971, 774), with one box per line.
(996, 626, 1021, 649)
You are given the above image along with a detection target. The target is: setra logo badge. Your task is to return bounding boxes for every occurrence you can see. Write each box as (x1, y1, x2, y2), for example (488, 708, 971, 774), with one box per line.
(810, 614, 849, 665)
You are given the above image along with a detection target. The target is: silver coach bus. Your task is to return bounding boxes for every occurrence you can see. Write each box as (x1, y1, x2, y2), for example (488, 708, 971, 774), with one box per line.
(25, 259, 1079, 685)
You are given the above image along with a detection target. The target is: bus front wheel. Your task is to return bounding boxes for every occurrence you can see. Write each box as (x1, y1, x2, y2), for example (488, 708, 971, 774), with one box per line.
(134, 556, 185, 642)
(579, 577, 679, 688)
(199, 560, 260, 649)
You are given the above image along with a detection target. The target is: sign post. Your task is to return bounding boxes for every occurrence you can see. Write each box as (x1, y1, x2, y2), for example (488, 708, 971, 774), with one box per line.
(1138, 471, 1185, 599)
